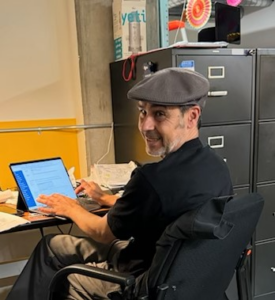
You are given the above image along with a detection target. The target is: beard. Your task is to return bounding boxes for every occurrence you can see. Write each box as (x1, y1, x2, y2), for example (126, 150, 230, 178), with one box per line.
(145, 144, 166, 157)
(143, 132, 181, 157)
(141, 120, 185, 158)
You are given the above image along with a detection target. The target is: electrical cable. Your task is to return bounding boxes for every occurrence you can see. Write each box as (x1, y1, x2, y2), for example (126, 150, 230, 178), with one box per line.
(96, 122, 114, 164)
(122, 54, 138, 81)
(39, 227, 44, 237)
(56, 223, 74, 234)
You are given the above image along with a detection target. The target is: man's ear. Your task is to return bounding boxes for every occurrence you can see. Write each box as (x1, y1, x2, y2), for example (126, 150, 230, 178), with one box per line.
(187, 106, 201, 128)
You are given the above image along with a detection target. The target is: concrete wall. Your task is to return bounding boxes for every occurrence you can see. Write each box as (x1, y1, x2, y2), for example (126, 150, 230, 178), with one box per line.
(240, 3, 275, 47)
(74, 0, 115, 171)
(0, 0, 86, 188)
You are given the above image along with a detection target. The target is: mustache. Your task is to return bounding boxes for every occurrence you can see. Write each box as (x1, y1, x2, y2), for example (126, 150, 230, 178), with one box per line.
(142, 131, 161, 139)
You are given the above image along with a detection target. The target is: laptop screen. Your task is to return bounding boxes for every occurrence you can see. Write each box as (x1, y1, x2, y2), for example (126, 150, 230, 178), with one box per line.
(10, 157, 77, 210)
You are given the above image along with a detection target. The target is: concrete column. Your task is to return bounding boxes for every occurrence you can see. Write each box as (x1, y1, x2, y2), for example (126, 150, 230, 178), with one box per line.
(74, 0, 115, 172)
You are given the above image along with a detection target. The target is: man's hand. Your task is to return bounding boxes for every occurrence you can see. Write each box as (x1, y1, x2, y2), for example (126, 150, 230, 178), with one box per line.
(37, 193, 116, 244)
(37, 193, 82, 218)
(75, 179, 120, 207)
(75, 180, 103, 199)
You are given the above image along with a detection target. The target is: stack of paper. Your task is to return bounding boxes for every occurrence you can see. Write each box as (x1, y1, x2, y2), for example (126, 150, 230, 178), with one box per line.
(0, 190, 13, 203)
(0, 212, 30, 233)
(93, 161, 137, 189)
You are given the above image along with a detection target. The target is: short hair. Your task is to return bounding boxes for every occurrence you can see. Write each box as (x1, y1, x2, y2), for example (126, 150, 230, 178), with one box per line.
(179, 105, 202, 129)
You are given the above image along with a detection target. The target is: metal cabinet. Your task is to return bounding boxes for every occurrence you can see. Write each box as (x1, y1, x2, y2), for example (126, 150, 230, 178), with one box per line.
(254, 241, 275, 296)
(254, 294, 275, 300)
(175, 54, 254, 125)
(255, 184, 275, 242)
(200, 124, 251, 187)
(253, 49, 275, 299)
(257, 122, 275, 183)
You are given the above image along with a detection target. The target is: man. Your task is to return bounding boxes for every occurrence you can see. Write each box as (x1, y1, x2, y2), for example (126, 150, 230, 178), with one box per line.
(6, 68, 233, 300)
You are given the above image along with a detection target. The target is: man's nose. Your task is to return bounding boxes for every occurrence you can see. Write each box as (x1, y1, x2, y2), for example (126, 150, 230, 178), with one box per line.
(139, 115, 155, 131)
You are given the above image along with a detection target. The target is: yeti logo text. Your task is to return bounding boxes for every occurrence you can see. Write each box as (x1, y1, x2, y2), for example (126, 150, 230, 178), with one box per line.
(121, 10, 146, 25)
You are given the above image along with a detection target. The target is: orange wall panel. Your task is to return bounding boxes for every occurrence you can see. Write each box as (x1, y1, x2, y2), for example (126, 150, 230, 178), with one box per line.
(0, 119, 80, 190)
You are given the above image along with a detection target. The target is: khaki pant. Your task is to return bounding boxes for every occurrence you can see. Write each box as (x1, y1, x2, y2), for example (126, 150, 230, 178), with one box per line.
(6, 234, 131, 300)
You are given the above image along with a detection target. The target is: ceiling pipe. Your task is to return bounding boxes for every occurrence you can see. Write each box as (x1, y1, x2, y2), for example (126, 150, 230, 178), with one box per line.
(168, 0, 273, 9)
(239, 0, 273, 6)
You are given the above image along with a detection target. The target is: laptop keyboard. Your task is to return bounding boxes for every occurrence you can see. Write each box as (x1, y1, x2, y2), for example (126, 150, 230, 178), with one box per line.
(29, 198, 101, 219)
(77, 197, 101, 212)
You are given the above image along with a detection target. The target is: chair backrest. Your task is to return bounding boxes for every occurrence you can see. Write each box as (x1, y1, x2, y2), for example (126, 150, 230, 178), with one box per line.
(135, 193, 264, 300)
(198, 27, 216, 42)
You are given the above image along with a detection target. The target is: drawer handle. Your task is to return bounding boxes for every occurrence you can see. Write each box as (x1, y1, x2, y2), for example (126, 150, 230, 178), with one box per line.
(207, 136, 224, 149)
(208, 91, 228, 97)
(271, 267, 275, 272)
(272, 212, 275, 217)
(208, 66, 225, 79)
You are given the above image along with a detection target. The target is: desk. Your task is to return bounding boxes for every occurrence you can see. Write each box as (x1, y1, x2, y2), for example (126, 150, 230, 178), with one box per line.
(0, 203, 109, 234)
(3, 214, 72, 234)
(0, 204, 109, 298)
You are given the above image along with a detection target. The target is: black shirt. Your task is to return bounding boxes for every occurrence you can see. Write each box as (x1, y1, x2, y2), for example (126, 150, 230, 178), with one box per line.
(107, 138, 233, 273)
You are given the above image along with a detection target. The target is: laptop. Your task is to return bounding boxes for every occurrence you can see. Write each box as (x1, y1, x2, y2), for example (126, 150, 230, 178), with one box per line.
(9, 157, 101, 218)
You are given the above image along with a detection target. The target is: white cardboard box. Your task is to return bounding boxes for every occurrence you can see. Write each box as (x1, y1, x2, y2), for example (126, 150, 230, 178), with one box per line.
(112, 0, 147, 61)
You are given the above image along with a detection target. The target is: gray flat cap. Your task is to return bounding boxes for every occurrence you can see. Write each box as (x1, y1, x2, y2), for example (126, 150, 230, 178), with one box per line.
(127, 67, 209, 106)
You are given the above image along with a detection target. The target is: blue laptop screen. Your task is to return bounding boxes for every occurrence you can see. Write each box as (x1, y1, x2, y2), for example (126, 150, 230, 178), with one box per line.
(10, 158, 76, 210)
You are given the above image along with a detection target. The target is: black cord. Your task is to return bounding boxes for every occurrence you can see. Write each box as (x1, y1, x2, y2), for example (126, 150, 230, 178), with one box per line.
(68, 223, 74, 234)
(56, 223, 74, 234)
(39, 227, 44, 237)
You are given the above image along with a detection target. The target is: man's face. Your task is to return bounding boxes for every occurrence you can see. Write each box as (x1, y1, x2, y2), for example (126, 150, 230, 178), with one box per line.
(138, 101, 199, 157)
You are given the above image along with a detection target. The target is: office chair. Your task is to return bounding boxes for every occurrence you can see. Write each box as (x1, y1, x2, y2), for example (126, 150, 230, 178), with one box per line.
(48, 193, 264, 300)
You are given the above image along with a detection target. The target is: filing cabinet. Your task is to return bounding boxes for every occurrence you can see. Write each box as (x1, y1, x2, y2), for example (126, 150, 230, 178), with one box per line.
(254, 241, 275, 297)
(199, 124, 252, 187)
(253, 49, 275, 299)
(233, 186, 250, 198)
(257, 122, 275, 183)
(175, 54, 254, 125)
(255, 184, 275, 242)
(111, 48, 275, 299)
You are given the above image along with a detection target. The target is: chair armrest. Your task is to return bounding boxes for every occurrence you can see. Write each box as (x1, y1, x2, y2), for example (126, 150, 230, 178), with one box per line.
(49, 263, 135, 299)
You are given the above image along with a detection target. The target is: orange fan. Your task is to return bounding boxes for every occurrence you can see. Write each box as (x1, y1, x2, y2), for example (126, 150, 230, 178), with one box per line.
(186, 0, 212, 29)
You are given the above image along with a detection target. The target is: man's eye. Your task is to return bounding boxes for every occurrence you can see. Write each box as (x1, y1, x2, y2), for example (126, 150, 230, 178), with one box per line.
(155, 111, 165, 118)
(139, 109, 146, 116)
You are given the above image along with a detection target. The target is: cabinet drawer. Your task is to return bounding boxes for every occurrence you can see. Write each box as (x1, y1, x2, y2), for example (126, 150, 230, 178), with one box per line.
(257, 122, 275, 183)
(254, 241, 275, 296)
(255, 184, 275, 242)
(234, 186, 250, 197)
(200, 124, 251, 187)
(176, 55, 253, 125)
(257, 54, 275, 121)
(254, 292, 275, 300)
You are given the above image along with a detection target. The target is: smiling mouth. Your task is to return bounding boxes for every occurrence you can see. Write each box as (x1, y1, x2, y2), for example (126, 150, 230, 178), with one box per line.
(145, 137, 161, 142)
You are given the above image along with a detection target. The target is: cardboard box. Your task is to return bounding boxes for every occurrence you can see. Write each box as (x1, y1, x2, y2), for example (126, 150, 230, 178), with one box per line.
(112, 0, 147, 61)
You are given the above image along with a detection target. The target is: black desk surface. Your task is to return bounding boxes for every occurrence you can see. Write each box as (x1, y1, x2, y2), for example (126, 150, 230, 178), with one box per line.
(0, 204, 109, 234)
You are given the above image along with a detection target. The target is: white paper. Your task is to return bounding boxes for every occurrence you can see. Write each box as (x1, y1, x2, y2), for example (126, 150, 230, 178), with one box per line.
(93, 161, 137, 189)
(68, 167, 77, 188)
(0, 190, 13, 203)
(169, 41, 229, 48)
(6, 191, 19, 205)
(0, 212, 30, 233)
